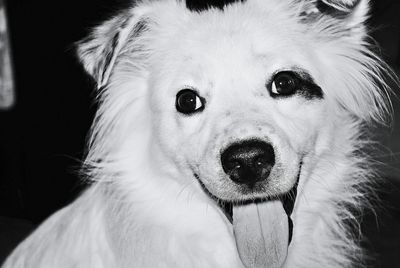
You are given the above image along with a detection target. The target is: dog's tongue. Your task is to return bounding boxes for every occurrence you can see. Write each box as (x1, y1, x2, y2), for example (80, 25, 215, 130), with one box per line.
(233, 200, 288, 268)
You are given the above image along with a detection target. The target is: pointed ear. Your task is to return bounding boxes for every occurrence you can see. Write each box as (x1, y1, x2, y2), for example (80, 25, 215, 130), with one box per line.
(76, 7, 150, 89)
(300, 0, 370, 39)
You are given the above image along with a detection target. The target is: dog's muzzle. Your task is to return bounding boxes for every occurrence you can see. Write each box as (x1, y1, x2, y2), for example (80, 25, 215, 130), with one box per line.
(218, 138, 300, 268)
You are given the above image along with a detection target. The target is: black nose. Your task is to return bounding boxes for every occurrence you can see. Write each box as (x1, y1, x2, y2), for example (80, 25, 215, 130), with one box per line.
(221, 140, 275, 187)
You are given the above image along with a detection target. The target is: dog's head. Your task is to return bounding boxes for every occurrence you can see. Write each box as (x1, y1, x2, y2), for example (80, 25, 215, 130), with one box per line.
(78, 0, 388, 204)
(78, 0, 391, 265)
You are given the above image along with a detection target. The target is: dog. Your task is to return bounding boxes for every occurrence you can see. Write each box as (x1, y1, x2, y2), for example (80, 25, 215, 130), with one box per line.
(3, 0, 392, 267)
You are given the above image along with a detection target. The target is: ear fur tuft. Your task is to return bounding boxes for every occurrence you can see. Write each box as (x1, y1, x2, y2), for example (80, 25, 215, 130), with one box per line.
(76, 6, 150, 89)
(301, 0, 369, 32)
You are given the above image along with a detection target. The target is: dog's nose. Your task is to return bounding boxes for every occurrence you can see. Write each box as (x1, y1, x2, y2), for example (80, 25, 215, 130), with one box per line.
(221, 140, 275, 187)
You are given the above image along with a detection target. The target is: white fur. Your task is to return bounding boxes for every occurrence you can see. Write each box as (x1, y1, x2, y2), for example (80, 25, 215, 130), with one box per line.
(3, 0, 393, 267)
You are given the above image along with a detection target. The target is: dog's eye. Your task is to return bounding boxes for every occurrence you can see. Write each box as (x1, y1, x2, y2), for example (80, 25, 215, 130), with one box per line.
(270, 72, 298, 96)
(176, 89, 205, 114)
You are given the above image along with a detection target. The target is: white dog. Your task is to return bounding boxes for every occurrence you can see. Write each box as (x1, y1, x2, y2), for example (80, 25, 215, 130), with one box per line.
(3, 0, 392, 267)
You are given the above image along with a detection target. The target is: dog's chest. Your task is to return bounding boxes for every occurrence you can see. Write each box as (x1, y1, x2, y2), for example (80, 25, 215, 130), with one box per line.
(120, 198, 244, 268)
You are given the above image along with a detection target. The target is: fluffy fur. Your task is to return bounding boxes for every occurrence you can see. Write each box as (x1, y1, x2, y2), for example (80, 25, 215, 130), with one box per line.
(3, 0, 393, 267)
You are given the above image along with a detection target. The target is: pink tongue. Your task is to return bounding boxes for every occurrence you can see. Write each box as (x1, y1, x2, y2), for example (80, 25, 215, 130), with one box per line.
(233, 201, 289, 268)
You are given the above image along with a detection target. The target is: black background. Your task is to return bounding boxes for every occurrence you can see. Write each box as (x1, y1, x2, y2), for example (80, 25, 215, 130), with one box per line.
(1, 0, 130, 223)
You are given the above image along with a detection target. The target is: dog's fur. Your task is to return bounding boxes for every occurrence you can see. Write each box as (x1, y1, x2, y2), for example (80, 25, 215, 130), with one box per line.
(3, 0, 393, 267)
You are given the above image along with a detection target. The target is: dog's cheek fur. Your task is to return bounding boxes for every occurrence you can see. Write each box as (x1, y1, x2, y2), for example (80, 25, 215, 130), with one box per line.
(272, 99, 330, 153)
(145, 83, 204, 184)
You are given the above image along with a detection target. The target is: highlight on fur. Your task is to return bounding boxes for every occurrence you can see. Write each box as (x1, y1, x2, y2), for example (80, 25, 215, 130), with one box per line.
(3, 0, 394, 267)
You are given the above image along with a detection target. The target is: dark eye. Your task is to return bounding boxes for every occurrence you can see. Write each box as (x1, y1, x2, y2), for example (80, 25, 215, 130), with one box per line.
(270, 72, 298, 96)
(176, 89, 205, 114)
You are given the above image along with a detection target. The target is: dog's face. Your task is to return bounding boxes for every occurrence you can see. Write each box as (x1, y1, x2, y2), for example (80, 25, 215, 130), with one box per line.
(149, 12, 328, 201)
(78, 0, 388, 203)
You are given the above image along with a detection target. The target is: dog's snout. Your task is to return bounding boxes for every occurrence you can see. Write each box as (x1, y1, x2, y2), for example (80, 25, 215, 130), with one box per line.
(221, 140, 275, 187)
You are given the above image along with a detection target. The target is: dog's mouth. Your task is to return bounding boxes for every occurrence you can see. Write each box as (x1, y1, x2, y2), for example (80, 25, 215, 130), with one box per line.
(219, 177, 298, 239)
(195, 168, 300, 268)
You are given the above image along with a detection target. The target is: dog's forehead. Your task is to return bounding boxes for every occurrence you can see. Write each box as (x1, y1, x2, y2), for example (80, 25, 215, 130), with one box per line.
(155, 2, 307, 68)
(181, 3, 303, 51)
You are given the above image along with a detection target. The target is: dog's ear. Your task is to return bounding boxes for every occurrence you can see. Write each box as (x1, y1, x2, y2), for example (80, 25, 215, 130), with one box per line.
(300, 0, 369, 39)
(76, 7, 150, 89)
(299, 0, 392, 122)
